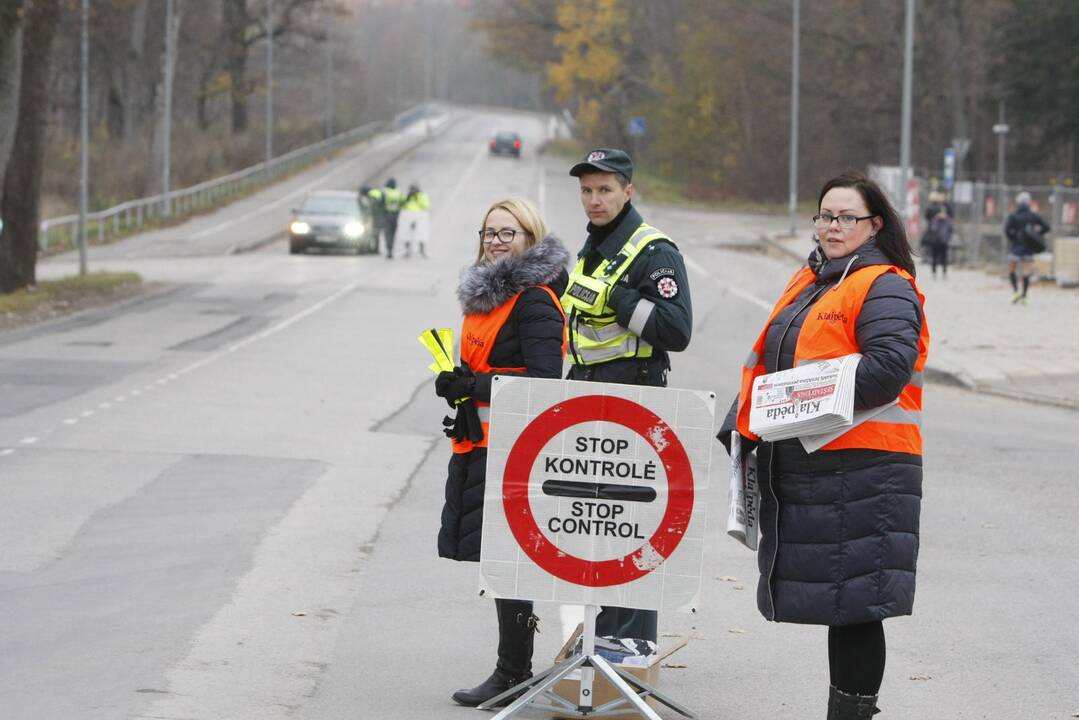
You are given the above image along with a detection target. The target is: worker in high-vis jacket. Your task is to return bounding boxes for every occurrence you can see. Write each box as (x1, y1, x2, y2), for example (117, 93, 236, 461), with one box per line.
(561, 147, 692, 651)
(358, 184, 385, 255)
(400, 183, 430, 259)
(382, 177, 405, 259)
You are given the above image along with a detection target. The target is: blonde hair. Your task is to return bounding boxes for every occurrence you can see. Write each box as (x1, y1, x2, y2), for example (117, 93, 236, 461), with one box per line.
(475, 198, 547, 265)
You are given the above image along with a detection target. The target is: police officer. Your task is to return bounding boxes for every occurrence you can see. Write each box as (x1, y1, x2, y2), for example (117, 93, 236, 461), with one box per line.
(561, 148, 692, 648)
(382, 177, 405, 259)
(358, 184, 385, 255)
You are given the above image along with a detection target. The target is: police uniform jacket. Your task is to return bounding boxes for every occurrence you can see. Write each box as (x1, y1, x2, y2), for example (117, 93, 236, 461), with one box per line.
(719, 241, 925, 626)
(438, 236, 570, 562)
(567, 203, 692, 387)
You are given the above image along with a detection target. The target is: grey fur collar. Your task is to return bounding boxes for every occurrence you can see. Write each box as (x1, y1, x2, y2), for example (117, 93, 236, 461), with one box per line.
(457, 235, 569, 315)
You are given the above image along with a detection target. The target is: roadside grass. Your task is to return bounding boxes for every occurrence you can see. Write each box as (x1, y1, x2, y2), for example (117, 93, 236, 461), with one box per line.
(539, 138, 585, 158)
(539, 138, 817, 219)
(0, 272, 144, 330)
(634, 167, 819, 219)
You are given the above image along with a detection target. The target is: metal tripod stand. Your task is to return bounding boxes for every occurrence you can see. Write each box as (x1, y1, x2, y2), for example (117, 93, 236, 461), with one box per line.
(477, 605, 696, 720)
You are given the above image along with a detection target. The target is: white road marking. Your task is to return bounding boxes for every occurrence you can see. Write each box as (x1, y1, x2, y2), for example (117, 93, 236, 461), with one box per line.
(683, 254, 773, 312)
(0, 448, 14, 457)
(437, 142, 489, 215)
(537, 163, 547, 217)
(21, 282, 359, 454)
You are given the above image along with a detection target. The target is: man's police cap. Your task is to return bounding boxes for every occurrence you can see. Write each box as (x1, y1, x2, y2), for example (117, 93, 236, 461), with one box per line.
(569, 148, 633, 181)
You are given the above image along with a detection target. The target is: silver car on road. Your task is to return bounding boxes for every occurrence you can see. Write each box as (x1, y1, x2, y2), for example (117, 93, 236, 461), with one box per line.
(288, 190, 376, 255)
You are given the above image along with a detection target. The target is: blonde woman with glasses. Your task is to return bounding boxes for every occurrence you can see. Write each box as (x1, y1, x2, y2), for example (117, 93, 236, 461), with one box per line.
(433, 198, 569, 708)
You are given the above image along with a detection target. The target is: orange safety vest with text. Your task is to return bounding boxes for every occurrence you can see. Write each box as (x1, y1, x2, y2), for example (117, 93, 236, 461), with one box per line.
(451, 286, 567, 454)
(736, 264, 930, 454)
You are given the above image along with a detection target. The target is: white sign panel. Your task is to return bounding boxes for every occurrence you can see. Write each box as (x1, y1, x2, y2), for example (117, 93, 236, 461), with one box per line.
(479, 377, 715, 612)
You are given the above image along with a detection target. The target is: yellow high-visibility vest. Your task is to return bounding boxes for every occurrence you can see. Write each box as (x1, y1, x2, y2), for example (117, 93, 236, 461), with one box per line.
(561, 223, 667, 366)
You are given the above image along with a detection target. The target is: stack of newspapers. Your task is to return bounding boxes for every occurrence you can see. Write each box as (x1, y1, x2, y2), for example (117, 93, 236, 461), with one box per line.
(748, 354, 896, 452)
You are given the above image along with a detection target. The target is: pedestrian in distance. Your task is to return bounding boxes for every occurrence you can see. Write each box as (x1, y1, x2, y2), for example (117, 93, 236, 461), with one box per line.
(560, 148, 692, 653)
(1004, 190, 1050, 304)
(717, 171, 930, 719)
(358, 184, 385, 255)
(435, 198, 570, 708)
(400, 183, 430, 259)
(921, 190, 954, 279)
(382, 177, 404, 259)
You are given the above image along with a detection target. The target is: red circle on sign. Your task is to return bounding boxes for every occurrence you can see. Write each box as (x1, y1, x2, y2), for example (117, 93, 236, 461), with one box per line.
(502, 395, 694, 587)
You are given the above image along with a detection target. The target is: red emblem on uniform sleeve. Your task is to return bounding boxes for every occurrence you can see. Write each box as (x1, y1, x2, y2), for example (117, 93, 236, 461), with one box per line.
(657, 277, 679, 299)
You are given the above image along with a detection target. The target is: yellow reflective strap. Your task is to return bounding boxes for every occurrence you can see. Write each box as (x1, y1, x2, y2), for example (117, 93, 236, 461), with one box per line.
(418, 328, 456, 373)
(437, 329, 453, 357)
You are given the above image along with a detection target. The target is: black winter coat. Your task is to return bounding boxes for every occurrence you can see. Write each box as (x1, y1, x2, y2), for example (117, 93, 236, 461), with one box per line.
(438, 236, 569, 562)
(719, 241, 926, 626)
(1004, 205, 1050, 255)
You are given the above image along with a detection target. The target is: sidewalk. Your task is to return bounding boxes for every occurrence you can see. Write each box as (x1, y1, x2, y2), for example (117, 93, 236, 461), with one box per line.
(764, 234, 1079, 409)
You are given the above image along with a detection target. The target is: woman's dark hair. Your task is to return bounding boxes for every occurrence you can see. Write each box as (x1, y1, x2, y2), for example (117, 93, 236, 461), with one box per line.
(818, 171, 916, 276)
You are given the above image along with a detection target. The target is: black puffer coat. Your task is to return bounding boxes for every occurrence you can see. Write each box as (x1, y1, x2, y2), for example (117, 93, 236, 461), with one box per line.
(719, 241, 926, 626)
(438, 236, 569, 562)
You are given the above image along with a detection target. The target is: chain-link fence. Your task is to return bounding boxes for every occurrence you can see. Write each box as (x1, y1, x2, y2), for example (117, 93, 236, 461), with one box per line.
(938, 182, 1079, 265)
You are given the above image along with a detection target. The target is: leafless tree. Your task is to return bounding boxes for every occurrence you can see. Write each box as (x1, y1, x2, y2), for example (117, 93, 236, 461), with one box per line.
(1, 0, 63, 292)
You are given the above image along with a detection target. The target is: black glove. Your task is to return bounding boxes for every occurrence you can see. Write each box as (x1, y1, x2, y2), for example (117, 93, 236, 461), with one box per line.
(443, 402, 484, 443)
(435, 367, 475, 408)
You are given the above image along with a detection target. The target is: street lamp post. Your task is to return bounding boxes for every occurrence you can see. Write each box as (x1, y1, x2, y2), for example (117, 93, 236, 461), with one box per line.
(265, 0, 274, 164)
(993, 100, 1009, 219)
(899, 0, 915, 219)
(162, 0, 175, 215)
(788, 0, 800, 237)
(324, 13, 334, 139)
(77, 0, 89, 275)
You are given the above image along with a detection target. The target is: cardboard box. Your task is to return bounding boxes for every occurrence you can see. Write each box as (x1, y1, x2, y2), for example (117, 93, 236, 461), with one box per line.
(550, 625, 687, 720)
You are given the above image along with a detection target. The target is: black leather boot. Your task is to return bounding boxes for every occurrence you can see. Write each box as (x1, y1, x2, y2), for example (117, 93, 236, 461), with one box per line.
(452, 599, 537, 707)
(827, 685, 880, 719)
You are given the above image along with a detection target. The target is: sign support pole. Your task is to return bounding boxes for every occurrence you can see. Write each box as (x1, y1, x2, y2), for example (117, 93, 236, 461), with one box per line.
(479, 604, 694, 720)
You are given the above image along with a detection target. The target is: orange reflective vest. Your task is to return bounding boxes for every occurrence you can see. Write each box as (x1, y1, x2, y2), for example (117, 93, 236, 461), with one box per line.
(451, 286, 567, 454)
(736, 264, 929, 454)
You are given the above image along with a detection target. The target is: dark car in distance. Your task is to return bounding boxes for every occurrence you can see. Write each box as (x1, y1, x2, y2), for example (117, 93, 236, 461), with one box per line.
(288, 190, 376, 255)
(489, 131, 522, 158)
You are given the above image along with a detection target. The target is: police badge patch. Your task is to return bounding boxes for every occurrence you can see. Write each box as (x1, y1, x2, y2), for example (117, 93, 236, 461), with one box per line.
(656, 277, 679, 299)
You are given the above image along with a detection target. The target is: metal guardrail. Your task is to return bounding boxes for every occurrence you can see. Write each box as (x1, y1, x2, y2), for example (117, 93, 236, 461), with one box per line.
(38, 116, 404, 252)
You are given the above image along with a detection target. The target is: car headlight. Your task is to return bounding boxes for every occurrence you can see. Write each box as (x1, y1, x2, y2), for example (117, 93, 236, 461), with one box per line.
(290, 221, 311, 235)
(343, 221, 364, 239)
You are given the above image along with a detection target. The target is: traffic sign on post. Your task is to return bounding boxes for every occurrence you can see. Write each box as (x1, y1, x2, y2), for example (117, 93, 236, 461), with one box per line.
(943, 148, 956, 190)
(480, 377, 714, 613)
(627, 117, 647, 137)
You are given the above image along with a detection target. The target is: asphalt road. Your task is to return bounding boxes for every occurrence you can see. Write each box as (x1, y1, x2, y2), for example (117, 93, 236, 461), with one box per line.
(2, 107, 1076, 720)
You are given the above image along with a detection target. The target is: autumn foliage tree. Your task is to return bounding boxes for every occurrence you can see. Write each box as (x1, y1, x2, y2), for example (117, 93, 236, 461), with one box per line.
(475, 0, 1075, 201)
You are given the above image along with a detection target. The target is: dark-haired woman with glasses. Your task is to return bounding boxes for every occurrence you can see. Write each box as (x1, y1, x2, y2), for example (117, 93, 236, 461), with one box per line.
(433, 197, 569, 707)
(718, 171, 930, 719)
